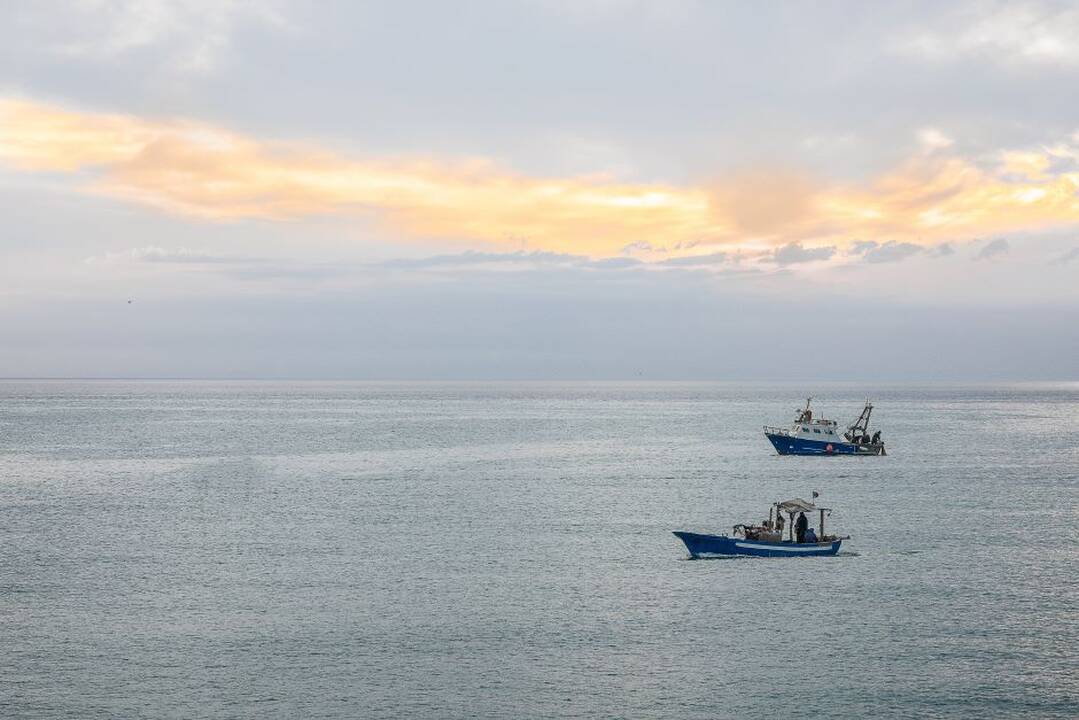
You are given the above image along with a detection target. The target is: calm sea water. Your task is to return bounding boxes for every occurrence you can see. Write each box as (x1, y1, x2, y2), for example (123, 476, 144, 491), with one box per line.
(1, 381, 1076, 719)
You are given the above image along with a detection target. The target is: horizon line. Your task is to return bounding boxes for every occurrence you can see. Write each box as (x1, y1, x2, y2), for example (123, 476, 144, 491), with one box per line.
(0, 377, 1075, 384)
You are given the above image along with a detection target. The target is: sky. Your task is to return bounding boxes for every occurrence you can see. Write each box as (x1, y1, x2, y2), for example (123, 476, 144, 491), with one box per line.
(1, 0, 1078, 379)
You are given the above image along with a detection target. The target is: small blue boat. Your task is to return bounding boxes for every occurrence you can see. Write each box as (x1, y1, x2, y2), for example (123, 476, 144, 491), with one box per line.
(674, 531, 842, 558)
(764, 398, 885, 456)
(674, 498, 848, 559)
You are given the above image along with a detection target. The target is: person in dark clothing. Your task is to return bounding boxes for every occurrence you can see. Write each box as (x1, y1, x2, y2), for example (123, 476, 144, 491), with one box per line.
(795, 512, 808, 543)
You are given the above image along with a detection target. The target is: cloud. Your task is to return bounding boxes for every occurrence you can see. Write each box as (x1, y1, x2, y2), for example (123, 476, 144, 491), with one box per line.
(658, 252, 729, 267)
(974, 238, 1010, 260)
(5, 98, 1079, 259)
(87, 245, 262, 265)
(620, 240, 655, 254)
(933, 242, 956, 257)
(88, 247, 730, 282)
(22, 0, 290, 73)
(1054, 246, 1079, 264)
(379, 250, 577, 269)
(378, 249, 645, 272)
(1001, 150, 1052, 180)
(0, 98, 717, 258)
(590, 256, 643, 270)
(773, 242, 835, 265)
(859, 241, 924, 263)
(708, 171, 816, 237)
(918, 128, 954, 152)
(897, 2, 1079, 67)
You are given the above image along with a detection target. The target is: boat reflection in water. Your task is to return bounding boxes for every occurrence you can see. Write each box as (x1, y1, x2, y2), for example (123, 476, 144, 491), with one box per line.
(674, 497, 848, 558)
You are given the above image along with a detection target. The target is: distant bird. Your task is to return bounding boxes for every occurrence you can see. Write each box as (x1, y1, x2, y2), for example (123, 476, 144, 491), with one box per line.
(812, 490, 819, 499)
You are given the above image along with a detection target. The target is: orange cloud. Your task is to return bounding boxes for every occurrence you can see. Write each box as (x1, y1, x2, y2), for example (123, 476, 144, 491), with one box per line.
(3, 97, 1079, 258)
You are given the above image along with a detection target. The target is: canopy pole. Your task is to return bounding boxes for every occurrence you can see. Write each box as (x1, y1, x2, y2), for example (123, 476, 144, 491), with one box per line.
(820, 508, 825, 539)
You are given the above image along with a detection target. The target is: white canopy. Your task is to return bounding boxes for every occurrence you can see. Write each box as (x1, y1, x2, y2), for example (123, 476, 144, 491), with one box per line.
(776, 498, 818, 514)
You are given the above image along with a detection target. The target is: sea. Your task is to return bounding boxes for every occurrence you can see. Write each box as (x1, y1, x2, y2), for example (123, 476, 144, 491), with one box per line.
(1, 380, 1076, 719)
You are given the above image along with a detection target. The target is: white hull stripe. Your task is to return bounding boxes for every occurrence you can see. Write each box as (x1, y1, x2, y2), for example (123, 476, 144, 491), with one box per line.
(734, 542, 832, 552)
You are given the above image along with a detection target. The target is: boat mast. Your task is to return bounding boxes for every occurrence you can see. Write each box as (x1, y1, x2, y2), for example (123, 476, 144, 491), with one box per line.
(845, 399, 873, 441)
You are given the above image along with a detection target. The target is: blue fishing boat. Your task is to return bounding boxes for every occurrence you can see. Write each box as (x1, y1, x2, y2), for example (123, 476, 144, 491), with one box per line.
(674, 498, 848, 558)
(764, 397, 885, 456)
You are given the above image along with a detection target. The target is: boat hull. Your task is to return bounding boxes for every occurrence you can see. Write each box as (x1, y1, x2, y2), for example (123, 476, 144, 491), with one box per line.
(674, 531, 842, 558)
(765, 432, 883, 456)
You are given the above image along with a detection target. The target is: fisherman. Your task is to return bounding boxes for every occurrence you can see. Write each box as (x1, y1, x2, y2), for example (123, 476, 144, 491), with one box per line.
(872, 430, 881, 444)
(795, 512, 808, 543)
(804, 527, 818, 543)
